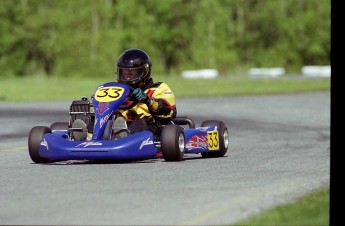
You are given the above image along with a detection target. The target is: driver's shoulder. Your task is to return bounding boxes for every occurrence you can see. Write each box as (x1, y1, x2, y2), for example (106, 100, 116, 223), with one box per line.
(146, 82, 173, 94)
(149, 82, 163, 88)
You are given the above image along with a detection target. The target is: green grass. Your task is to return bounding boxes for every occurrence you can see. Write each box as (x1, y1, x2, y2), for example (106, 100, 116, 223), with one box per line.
(0, 75, 330, 102)
(235, 187, 330, 225)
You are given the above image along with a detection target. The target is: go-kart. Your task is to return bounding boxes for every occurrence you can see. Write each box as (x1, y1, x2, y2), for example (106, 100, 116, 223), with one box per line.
(28, 82, 229, 163)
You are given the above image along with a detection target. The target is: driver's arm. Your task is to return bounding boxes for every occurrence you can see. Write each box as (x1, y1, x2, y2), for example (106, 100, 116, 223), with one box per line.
(146, 83, 176, 123)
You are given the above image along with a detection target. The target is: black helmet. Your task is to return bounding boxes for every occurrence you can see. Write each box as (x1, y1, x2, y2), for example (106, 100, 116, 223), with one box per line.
(116, 48, 152, 88)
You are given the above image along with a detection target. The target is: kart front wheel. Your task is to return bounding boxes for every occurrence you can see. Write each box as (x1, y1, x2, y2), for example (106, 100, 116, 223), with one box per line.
(161, 124, 185, 161)
(201, 120, 229, 158)
(28, 126, 52, 163)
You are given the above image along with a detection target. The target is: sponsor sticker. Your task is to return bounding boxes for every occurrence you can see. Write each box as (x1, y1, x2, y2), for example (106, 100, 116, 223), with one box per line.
(40, 139, 48, 150)
(76, 141, 103, 148)
(100, 113, 112, 128)
(139, 137, 154, 149)
(186, 135, 208, 150)
(97, 102, 109, 115)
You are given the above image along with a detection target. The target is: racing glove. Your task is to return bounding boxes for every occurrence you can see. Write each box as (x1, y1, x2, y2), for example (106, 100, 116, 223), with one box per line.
(131, 88, 151, 105)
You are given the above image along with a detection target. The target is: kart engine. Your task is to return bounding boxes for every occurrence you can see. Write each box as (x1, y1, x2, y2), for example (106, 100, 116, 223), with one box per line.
(69, 97, 95, 139)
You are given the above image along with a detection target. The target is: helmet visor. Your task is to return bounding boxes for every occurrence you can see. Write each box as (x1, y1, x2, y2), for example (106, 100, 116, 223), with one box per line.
(117, 65, 147, 84)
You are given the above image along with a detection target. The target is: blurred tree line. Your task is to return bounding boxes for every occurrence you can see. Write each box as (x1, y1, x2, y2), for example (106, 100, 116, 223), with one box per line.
(0, 0, 330, 77)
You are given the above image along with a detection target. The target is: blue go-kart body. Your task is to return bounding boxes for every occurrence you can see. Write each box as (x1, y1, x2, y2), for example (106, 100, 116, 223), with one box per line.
(28, 82, 229, 163)
(38, 130, 158, 160)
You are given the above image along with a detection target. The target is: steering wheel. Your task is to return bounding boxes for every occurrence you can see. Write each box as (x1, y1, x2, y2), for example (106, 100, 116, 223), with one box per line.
(118, 85, 138, 110)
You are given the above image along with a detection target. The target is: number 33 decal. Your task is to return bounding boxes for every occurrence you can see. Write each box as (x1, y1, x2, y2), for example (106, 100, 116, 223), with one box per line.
(95, 86, 124, 102)
(207, 131, 219, 150)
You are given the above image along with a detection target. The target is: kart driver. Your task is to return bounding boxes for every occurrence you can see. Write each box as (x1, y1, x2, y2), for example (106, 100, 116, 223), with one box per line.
(114, 48, 177, 139)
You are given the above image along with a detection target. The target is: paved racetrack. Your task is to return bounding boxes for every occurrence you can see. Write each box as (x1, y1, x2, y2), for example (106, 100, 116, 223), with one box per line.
(0, 92, 330, 225)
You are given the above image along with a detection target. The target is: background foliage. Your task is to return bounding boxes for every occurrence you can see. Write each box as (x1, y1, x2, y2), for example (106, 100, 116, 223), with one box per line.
(0, 0, 330, 78)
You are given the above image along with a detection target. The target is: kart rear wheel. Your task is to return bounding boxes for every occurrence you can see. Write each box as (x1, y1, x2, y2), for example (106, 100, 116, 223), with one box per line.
(50, 122, 69, 130)
(28, 126, 52, 163)
(161, 124, 185, 161)
(200, 120, 229, 158)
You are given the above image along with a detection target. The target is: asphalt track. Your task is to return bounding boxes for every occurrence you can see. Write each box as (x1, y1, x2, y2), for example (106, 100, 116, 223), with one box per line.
(0, 92, 330, 225)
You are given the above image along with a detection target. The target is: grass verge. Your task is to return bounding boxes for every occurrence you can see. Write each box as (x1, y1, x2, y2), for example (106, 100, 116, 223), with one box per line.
(0, 75, 330, 101)
(235, 187, 329, 225)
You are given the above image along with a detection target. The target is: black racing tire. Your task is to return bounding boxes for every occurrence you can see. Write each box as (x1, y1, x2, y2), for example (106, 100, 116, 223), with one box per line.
(28, 126, 52, 163)
(50, 122, 69, 130)
(200, 120, 229, 158)
(161, 124, 185, 161)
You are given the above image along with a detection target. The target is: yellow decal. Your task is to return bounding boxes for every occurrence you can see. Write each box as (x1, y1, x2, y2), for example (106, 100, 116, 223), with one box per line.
(207, 130, 219, 150)
(95, 86, 125, 102)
